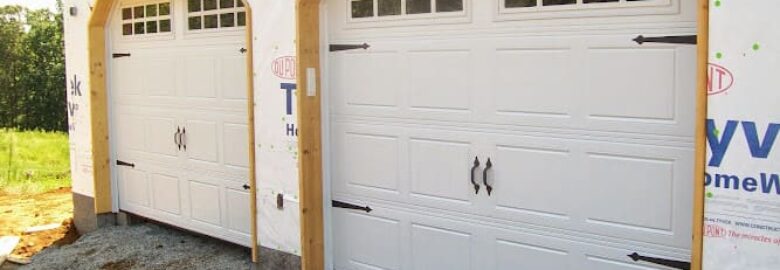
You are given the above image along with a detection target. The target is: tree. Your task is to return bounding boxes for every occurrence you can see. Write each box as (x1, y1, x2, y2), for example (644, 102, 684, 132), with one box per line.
(0, 1, 66, 131)
(0, 5, 26, 129)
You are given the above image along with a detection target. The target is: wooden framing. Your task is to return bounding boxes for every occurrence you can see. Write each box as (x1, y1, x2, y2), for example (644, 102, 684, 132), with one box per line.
(691, 0, 710, 269)
(87, 0, 259, 262)
(295, 1, 326, 270)
(242, 2, 259, 263)
(294, 1, 711, 270)
(87, 0, 113, 215)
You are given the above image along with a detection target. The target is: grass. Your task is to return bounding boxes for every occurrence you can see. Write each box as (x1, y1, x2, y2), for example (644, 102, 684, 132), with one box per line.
(0, 129, 71, 194)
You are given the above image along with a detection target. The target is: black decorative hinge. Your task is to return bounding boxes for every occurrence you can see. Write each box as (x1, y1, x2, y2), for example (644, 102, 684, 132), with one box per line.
(239, 48, 247, 54)
(242, 184, 250, 190)
(633, 35, 697, 45)
(116, 160, 135, 168)
(628, 252, 690, 270)
(332, 200, 372, 213)
(329, 43, 370, 52)
(112, 53, 131, 58)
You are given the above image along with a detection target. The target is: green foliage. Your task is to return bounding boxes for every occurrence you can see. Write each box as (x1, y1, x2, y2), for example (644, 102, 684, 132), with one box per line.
(0, 1, 67, 132)
(0, 129, 71, 194)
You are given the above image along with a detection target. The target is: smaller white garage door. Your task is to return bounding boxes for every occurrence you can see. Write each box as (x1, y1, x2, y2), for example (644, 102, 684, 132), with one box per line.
(109, 0, 252, 246)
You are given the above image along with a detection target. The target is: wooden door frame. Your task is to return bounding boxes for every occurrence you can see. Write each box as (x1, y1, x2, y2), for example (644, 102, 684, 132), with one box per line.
(294, 0, 710, 269)
(87, 0, 260, 262)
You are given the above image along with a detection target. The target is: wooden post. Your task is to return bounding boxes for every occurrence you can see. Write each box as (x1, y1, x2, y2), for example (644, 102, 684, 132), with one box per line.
(296, 0, 325, 269)
(87, 0, 114, 214)
(243, 1, 259, 263)
(691, 0, 709, 269)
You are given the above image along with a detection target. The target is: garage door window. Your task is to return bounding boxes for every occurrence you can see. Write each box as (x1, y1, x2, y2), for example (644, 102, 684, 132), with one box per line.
(188, 0, 246, 31)
(504, 0, 663, 9)
(351, 0, 464, 19)
(121, 2, 172, 36)
(498, 0, 676, 20)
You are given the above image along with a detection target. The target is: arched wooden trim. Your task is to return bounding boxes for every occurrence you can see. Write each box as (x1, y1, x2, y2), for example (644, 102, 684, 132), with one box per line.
(87, 0, 259, 262)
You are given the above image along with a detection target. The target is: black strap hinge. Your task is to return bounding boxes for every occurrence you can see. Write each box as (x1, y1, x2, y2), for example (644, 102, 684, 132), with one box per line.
(628, 252, 690, 270)
(329, 43, 370, 52)
(112, 53, 131, 58)
(332, 200, 372, 213)
(633, 35, 697, 45)
(116, 160, 135, 168)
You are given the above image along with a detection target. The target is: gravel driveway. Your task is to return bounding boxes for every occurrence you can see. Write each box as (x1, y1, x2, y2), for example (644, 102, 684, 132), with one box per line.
(19, 223, 299, 270)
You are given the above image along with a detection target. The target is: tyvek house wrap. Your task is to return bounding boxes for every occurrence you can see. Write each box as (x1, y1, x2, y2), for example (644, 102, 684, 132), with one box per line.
(252, 0, 301, 256)
(64, 0, 96, 198)
(703, 0, 780, 269)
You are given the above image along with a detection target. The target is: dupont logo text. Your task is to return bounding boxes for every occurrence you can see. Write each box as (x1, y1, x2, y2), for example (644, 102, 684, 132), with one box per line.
(705, 224, 728, 238)
(708, 63, 734, 95)
(272, 56, 296, 80)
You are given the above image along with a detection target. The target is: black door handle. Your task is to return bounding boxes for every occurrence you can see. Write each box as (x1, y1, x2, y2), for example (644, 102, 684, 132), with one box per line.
(483, 158, 493, 196)
(470, 157, 480, 194)
(181, 127, 186, 151)
(174, 127, 181, 150)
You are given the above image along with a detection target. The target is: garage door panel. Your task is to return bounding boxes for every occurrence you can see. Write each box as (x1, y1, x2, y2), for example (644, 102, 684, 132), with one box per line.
(334, 210, 402, 270)
(493, 48, 575, 117)
(578, 142, 693, 248)
(116, 114, 146, 152)
(219, 56, 248, 100)
(333, 51, 403, 109)
(225, 188, 251, 235)
(145, 117, 179, 157)
(408, 50, 473, 112)
(115, 58, 144, 96)
(409, 137, 473, 204)
(493, 144, 573, 221)
(583, 152, 674, 233)
(189, 180, 222, 226)
(411, 223, 473, 270)
(334, 129, 401, 194)
(121, 168, 150, 208)
(143, 56, 178, 97)
(495, 238, 571, 270)
(151, 173, 182, 215)
(184, 56, 217, 98)
(585, 48, 676, 122)
(184, 120, 219, 163)
(223, 123, 249, 168)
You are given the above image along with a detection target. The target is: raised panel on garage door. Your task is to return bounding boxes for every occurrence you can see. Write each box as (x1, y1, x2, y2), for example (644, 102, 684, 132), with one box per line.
(485, 133, 694, 249)
(330, 121, 485, 214)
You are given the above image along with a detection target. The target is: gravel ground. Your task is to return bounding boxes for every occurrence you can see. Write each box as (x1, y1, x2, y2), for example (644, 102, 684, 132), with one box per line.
(18, 223, 297, 270)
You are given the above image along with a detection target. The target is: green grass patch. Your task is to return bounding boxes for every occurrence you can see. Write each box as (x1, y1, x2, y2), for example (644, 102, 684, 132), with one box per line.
(0, 129, 71, 194)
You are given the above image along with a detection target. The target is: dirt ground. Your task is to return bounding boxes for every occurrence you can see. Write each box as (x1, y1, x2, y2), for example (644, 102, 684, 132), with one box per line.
(1, 188, 299, 270)
(20, 222, 300, 270)
(0, 187, 77, 268)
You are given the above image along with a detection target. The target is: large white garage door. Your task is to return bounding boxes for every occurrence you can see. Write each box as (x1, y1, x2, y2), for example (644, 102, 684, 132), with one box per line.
(327, 0, 696, 269)
(110, 0, 252, 246)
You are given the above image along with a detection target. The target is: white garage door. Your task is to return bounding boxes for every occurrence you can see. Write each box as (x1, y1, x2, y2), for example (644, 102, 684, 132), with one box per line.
(327, 0, 696, 269)
(109, 0, 252, 246)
